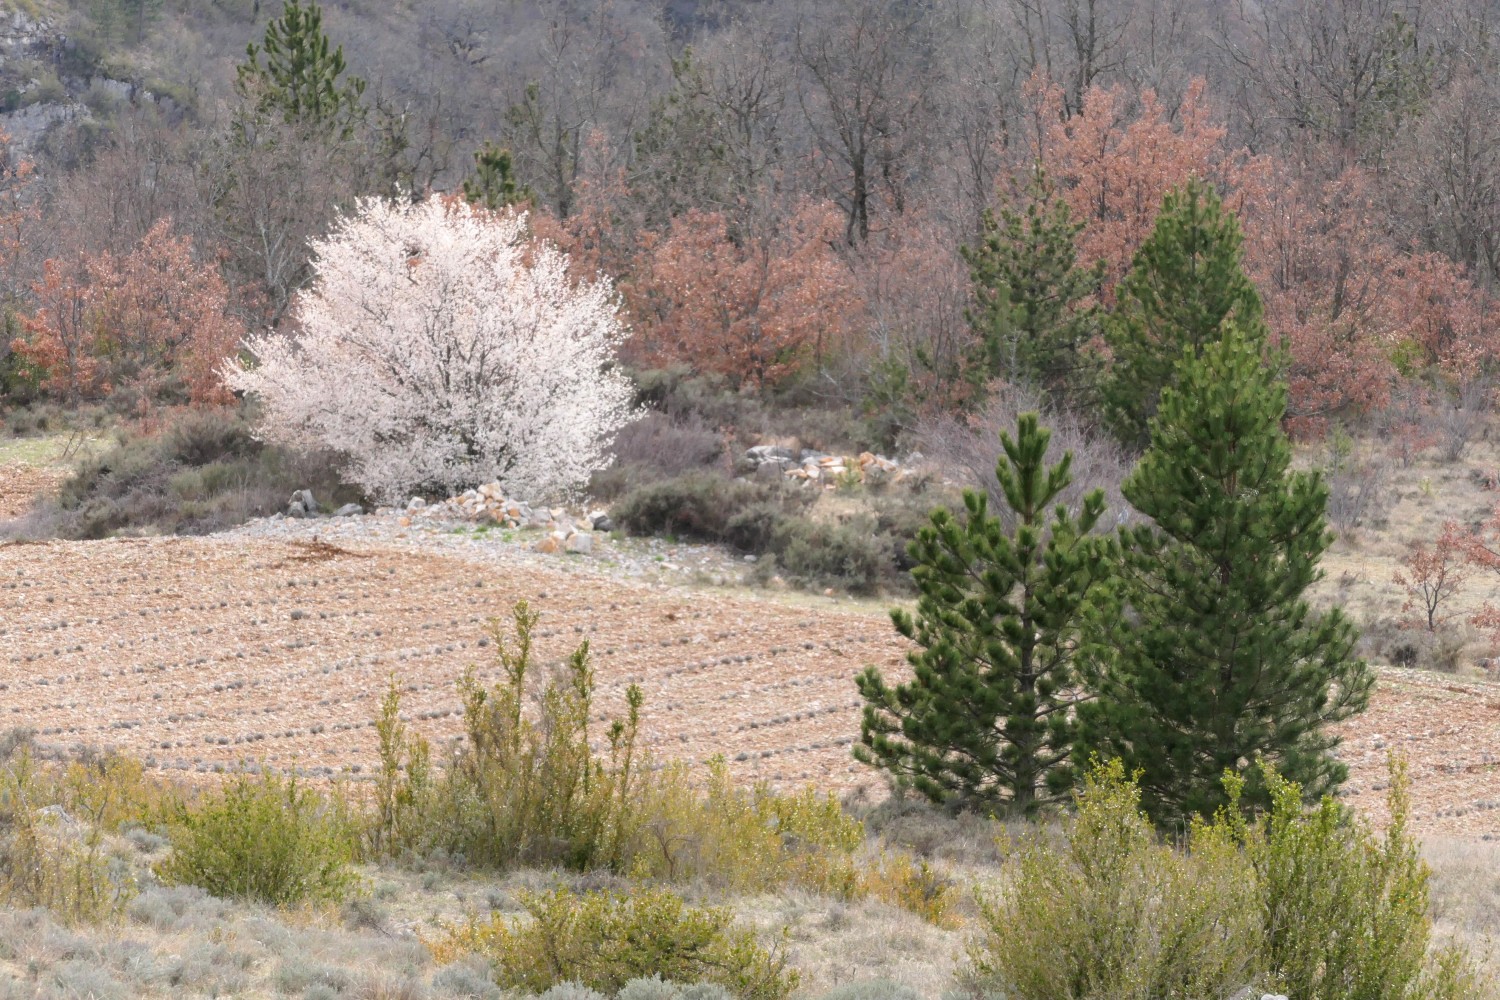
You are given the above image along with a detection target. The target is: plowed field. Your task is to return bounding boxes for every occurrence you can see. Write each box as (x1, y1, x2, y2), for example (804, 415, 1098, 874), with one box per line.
(2, 529, 1499, 838)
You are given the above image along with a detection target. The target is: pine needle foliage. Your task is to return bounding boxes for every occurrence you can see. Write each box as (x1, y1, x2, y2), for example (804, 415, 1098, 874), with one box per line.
(962, 171, 1105, 410)
(236, 0, 367, 138)
(462, 142, 532, 211)
(1082, 324, 1373, 828)
(856, 413, 1115, 813)
(1102, 177, 1264, 450)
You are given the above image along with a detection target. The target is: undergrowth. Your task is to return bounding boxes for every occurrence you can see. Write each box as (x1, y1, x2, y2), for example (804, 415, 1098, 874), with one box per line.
(370, 601, 959, 923)
(12, 404, 359, 539)
(961, 758, 1487, 1000)
(612, 472, 929, 595)
(0, 603, 1487, 1000)
(429, 886, 798, 1000)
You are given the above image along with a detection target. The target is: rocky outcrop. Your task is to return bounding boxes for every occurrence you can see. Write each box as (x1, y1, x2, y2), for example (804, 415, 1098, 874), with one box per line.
(396, 482, 606, 556)
(743, 446, 915, 488)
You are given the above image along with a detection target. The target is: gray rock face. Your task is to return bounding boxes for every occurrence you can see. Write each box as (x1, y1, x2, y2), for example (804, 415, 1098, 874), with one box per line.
(331, 503, 364, 517)
(564, 532, 594, 555)
(287, 501, 306, 519)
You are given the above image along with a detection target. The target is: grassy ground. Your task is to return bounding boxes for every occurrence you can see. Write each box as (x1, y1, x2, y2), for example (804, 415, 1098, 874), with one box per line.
(0, 822, 1493, 1000)
(1308, 431, 1500, 675)
(0, 836, 966, 1000)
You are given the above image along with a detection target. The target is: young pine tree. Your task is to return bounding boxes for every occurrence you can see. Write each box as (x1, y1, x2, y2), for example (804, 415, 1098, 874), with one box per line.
(1081, 324, 1373, 828)
(1102, 177, 1263, 450)
(855, 413, 1114, 813)
(962, 171, 1104, 410)
(237, 0, 366, 139)
(462, 142, 532, 212)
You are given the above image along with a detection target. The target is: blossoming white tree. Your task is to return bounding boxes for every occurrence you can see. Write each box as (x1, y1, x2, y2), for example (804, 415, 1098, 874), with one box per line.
(223, 196, 636, 503)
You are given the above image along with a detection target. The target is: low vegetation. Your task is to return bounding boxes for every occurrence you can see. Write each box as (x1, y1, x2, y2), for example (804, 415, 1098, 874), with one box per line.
(154, 770, 359, 906)
(0, 597, 1491, 999)
(3, 405, 359, 539)
(613, 472, 929, 595)
(963, 758, 1485, 1000)
(429, 886, 798, 1000)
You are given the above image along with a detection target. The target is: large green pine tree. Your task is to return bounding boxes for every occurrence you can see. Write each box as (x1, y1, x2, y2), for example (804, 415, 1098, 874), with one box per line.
(1081, 323, 1373, 828)
(1102, 177, 1263, 450)
(856, 413, 1115, 813)
(962, 171, 1104, 410)
(237, 0, 366, 138)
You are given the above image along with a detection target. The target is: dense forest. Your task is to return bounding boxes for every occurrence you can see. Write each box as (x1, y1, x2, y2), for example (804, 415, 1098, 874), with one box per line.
(1, 0, 1498, 462)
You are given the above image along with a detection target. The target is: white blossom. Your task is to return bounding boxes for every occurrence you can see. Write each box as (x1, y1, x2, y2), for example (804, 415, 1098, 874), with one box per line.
(223, 196, 635, 504)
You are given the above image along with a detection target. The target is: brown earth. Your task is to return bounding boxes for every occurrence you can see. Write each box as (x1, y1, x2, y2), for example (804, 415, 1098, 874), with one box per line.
(0, 534, 908, 791)
(2, 532, 1499, 839)
(0, 464, 67, 519)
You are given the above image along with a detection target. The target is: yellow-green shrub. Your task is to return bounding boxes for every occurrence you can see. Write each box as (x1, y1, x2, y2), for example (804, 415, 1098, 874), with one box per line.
(963, 759, 1264, 1000)
(375, 601, 649, 872)
(376, 601, 955, 927)
(429, 885, 797, 1000)
(631, 758, 863, 894)
(156, 770, 358, 906)
(964, 758, 1487, 1000)
(860, 852, 961, 929)
(1235, 758, 1484, 1000)
(0, 743, 136, 923)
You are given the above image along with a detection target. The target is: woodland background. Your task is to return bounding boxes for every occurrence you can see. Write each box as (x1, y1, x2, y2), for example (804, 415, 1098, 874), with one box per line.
(0, 0, 1496, 449)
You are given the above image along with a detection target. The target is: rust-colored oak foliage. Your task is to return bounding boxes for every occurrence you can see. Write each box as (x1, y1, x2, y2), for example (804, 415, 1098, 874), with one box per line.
(626, 203, 856, 388)
(1024, 74, 1498, 433)
(13, 220, 242, 407)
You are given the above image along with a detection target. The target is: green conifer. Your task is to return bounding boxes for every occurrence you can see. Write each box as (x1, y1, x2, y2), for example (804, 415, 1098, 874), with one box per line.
(462, 143, 531, 212)
(237, 0, 366, 138)
(1102, 177, 1263, 449)
(962, 171, 1104, 410)
(1081, 324, 1373, 828)
(856, 413, 1115, 813)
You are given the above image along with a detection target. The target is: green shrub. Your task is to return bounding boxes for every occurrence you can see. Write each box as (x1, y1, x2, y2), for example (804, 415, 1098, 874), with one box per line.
(373, 601, 651, 871)
(429, 886, 797, 1000)
(629, 756, 864, 894)
(0, 742, 137, 924)
(156, 771, 358, 905)
(614, 472, 813, 546)
(374, 606, 954, 926)
(761, 514, 897, 596)
(1235, 758, 1484, 1000)
(30, 405, 359, 539)
(616, 471, 926, 594)
(964, 758, 1263, 1000)
(963, 759, 1487, 1000)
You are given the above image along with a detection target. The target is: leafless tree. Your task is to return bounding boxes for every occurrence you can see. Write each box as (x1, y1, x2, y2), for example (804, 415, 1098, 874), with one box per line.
(793, 0, 936, 243)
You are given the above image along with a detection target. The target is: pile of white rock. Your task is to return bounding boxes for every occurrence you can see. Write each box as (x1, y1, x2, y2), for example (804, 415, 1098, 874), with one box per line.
(393, 482, 612, 556)
(743, 446, 912, 487)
